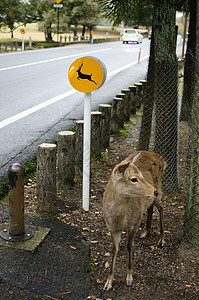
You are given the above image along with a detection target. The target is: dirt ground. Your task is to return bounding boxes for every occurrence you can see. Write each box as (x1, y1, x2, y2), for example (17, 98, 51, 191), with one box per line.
(24, 114, 199, 300)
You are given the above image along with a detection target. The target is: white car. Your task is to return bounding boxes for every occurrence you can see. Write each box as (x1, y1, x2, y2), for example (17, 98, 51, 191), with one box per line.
(122, 29, 143, 44)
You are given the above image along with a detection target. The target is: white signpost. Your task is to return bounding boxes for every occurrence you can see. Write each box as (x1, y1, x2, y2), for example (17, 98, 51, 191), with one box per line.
(68, 56, 107, 211)
(20, 28, 26, 51)
(54, 0, 63, 43)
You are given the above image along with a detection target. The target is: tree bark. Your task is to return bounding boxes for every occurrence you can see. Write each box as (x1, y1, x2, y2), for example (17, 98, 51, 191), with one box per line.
(138, 28, 155, 151)
(180, 0, 197, 123)
(153, 0, 179, 193)
(184, 0, 199, 251)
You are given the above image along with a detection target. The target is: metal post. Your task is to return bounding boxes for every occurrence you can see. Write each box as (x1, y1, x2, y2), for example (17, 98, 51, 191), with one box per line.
(0, 163, 34, 242)
(57, 7, 60, 44)
(138, 48, 141, 64)
(182, 12, 187, 58)
(9, 164, 25, 236)
(22, 34, 24, 51)
(82, 93, 91, 211)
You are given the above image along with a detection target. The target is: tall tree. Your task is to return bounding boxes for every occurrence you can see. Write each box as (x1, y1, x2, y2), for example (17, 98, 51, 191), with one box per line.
(0, 0, 24, 37)
(180, 0, 197, 123)
(183, 0, 199, 253)
(153, 0, 179, 193)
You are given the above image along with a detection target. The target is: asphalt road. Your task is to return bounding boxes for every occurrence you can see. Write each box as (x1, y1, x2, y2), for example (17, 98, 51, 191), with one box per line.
(0, 38, 182, 179)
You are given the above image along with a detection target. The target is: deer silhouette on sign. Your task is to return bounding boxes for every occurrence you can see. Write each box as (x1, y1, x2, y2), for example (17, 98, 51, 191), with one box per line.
(76, 62, 97, 85)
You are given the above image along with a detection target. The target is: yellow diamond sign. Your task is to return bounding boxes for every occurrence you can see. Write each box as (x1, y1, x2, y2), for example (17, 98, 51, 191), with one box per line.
(68, 57, 107, 93)
(54, 0, 63, 3)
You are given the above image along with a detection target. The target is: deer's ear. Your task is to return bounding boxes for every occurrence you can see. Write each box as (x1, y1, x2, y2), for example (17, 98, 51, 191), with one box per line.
(131, 152, 141, 165)
(114, 162, 129, 179)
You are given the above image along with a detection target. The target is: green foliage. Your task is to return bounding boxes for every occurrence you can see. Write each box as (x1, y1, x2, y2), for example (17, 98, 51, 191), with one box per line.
(98, 0, 153, 27)
(23, 159, 37, 184)
(0, 179, 9, 201)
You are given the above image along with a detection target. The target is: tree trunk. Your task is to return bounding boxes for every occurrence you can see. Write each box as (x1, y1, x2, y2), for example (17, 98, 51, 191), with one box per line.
(45, 26, 53, 42)
(180, 0, 197, 123)
(153, 0, 179, 193)
(183, 0, 199, 252)
(138, 28, 155, 151)
(82, 25, 86, 38)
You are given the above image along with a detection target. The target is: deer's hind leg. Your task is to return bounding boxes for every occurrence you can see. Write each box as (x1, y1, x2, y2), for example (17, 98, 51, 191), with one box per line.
(140, 204, 154, 239)
(103, 230, 121, 291)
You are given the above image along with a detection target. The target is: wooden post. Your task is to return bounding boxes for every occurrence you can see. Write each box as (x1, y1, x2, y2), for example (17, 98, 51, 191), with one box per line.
(116, 93, 125, 126)
(129, 86, 137, 114)
(99, 104, 111, 150)
(29, 37, 32, 48)
(57, 131, 75, 192)
(36, 143, 57, 215)
(75, 120, 84, 175)
(110, 97, 123, 133)
(134, 83, 143, 108)
(91, 111, 102, 157)
(121, 89, 131, 121)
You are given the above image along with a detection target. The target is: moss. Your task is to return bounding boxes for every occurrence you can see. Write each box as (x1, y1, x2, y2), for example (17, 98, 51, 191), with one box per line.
(69, 126, 76, 132)
(0, 179, 9, 202)
(117, 131, 128, 138)
(122, 125, 130, 130)
(131, 114, 142, 118)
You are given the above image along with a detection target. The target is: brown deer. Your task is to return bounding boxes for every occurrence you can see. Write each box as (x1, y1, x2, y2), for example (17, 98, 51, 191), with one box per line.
(103, 151, 166, 291)
(76, 62, 97, 85)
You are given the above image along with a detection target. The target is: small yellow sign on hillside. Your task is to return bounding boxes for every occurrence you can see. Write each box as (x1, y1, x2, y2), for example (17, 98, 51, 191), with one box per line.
(54, 0, 63, 4)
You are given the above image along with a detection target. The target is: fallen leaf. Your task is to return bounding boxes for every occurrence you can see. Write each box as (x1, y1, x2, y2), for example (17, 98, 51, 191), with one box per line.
(104, 252, 111, 257)
(70, 245, 76, 250)
(150, 245, 155, 251)
(90, 240, 98, 244)
(185, 284, 192, 288)
(105, 261, 110, 269)
(96, 278, 101, 284)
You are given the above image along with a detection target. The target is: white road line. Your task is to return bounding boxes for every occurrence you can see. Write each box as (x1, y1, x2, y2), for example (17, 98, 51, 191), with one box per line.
(0, 48, 112, 72)
(0, 90, 76, 129)
(107, 55, 149, 78)
(0, 55, 149, 129)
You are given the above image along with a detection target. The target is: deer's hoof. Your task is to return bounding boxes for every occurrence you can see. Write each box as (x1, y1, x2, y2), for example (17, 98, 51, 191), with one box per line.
(140, 230, 149, 239)
(126, 273, 133, 286)
(103, 279, 112, 291)
(157, 238, 165, 247)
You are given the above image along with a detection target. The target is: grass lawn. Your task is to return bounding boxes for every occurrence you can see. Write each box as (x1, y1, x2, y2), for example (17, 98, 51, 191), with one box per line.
(0, 23, 120, 43)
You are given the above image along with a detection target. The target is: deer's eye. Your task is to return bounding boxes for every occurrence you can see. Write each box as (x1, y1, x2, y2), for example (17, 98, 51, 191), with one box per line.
(131, 178, 138, 183)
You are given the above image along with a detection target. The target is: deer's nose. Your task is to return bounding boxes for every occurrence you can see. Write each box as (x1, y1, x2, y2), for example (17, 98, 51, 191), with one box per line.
(154, 191, 158, 197)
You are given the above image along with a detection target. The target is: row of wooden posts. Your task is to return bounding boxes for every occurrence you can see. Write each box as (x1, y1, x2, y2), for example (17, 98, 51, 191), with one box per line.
(60, 35, 90, 46)
(36, 80, 146, 214)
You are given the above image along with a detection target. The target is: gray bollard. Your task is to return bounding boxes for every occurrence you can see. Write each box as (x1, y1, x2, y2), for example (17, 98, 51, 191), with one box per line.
(0, 163, 34, 242)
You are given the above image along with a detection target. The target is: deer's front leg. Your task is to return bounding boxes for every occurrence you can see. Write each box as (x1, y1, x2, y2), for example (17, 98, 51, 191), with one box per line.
(104, 231, 121, 291)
